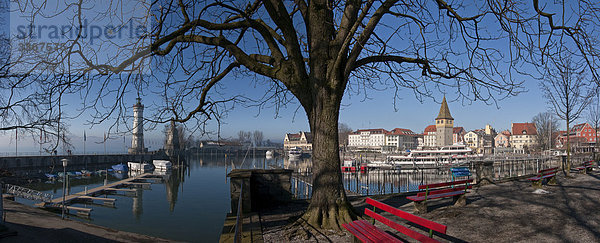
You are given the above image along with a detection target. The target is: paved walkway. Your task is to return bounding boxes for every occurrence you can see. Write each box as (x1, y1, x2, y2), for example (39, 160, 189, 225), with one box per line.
(261, 169, 600, 242)
(0, 199, 177, 243)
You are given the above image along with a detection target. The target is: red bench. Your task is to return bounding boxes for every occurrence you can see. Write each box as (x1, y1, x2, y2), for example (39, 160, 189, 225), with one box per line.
(526, 167, 558, 188)
(575, 161, 594, 174)
(406, 179, 473, 213)
(343, 198, 447, 243)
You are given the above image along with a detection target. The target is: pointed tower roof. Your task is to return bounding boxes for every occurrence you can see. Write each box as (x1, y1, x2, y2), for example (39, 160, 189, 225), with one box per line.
(436, 96, 454, 120)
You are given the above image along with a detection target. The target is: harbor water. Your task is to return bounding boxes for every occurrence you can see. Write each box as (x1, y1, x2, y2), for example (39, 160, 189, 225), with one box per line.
(14, 155, 284, 242)
(9, 154, 557, 241)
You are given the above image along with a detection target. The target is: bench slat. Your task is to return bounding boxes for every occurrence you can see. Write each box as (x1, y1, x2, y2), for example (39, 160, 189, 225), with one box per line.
(416, 185, 472, 197)
(348, 220, 384, 242)
(342, 222, 375, 243)
(450, 167, 471, 176)
(365, 209, 441, 243)
(527, 172, 557, 181)
(342, 220, 375, 243)
(353, 219, 400, 242)
(539, 167, 559, 173)
(366, 198, 447, 234)
(418, 179, 473, 190)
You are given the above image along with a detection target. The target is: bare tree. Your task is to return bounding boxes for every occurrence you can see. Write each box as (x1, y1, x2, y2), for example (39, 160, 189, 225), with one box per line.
(338, 123, 352, 148)
(4, 0, 600, 230)
(237, 131, 251, 145)
(541, 58, 595, 175)
(532, 112, 559, 151)
(587, 98, 600, 160)
(252, 130, 263, 147)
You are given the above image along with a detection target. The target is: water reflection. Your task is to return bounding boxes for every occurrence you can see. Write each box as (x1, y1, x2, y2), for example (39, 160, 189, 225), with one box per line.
(165, 169, 182, 212)
(133, 188, 143, 220)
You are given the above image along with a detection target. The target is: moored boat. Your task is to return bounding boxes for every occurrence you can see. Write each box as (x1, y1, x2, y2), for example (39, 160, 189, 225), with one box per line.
(341, 159, 367, 173)
(111, 163, 128, 173)
(127, 161, 153, 172)
(153, 160, 172, 170)
(387, 145, 475, 167)
(288, 147, 303, 159)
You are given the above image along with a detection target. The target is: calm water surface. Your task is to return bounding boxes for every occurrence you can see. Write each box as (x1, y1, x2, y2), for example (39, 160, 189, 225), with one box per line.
(16, 155, 284, 242)
(15, 155, 481, 241)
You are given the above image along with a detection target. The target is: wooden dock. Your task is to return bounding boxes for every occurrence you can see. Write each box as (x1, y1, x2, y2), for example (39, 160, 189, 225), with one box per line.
(38, 173, 155, 216)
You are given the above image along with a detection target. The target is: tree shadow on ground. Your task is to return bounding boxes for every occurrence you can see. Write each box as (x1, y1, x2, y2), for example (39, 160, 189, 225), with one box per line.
(3, 222, 118, 243)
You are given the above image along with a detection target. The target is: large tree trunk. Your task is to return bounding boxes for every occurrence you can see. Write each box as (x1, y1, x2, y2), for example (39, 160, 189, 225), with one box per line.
(300, 85, 356, 230)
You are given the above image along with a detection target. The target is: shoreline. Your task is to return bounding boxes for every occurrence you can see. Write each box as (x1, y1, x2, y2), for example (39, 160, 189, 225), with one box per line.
(0, 199, 178, 243)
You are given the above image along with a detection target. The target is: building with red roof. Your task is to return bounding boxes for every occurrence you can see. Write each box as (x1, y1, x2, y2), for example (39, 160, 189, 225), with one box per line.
(421, 125, 465, 148)
(385, 128, 418, 151)
(510, 123, 538, 151)
(556, 123, 599, 151)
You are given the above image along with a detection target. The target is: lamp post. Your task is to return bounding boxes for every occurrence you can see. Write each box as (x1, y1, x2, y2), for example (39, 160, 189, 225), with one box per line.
(61, 158, 68, 219)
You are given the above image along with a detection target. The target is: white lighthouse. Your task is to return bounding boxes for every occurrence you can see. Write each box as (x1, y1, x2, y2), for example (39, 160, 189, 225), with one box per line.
(128, 98, 147, 154)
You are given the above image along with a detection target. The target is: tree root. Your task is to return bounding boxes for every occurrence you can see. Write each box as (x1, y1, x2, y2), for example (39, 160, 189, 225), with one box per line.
(296, 199, 358, 232)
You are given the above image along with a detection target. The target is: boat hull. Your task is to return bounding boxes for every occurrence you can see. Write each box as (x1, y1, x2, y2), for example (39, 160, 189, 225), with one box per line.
(127, 162, 153, 172)
(153, 160, 172, 170)
(111, 164, 128, 173)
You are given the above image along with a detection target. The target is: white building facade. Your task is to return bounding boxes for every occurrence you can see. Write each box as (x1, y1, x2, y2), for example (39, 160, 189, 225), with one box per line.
(348, 129, 388, 148)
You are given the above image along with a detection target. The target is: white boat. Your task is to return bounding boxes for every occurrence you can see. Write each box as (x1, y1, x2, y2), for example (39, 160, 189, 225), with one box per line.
(153, 159, 172, 170)
(288, 147, 303, 159)
(387, 145, 476, 167)
(127, 161, 153, 172)
(365, 160, 395, 170)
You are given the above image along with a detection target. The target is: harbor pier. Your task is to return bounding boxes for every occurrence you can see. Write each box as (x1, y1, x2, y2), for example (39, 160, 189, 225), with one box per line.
(35, 173, 164, 216)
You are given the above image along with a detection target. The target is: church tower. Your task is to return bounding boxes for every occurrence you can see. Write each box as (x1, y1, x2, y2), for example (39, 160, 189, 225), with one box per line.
(165, 120, 180, 157)
(435, 96, 454, 147)
(128, 98, 147, 154)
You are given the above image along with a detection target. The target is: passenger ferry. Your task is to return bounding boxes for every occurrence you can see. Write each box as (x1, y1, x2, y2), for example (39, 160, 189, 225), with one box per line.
(387, 145, 476, 167)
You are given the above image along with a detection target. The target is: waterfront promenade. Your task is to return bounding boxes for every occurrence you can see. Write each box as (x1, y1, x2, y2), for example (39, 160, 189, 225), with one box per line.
(256, 169, 600, 242)
(0, 199, 176, 242)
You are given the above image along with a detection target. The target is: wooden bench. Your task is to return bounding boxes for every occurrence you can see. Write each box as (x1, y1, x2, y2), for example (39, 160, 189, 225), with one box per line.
(575, 161, 594, 174)
(526, 167, 559, 188)
(343, 198, 447, 243)
(406, 179, 473, 213)
(450, 167, 471, 181)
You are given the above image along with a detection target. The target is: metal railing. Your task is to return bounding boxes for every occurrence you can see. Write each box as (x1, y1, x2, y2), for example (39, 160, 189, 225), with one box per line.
(4, 184, 53, 202)
(289, 155, 567, 198)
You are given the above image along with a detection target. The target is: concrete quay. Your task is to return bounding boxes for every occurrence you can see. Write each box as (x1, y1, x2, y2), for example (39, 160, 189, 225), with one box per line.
(0, 154, 159, 172)
(230, 169, 600, 242)
(0, 199, 177, 242)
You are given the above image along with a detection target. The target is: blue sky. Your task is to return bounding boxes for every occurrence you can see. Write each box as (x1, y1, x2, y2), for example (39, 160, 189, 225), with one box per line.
(0, 0, 590, 153)
(0, 76, 556, 154)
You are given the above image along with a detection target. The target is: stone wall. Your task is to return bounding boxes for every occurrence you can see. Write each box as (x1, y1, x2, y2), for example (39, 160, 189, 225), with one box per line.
(228, 169, 293, 214)
(473, 160, 494, 185)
